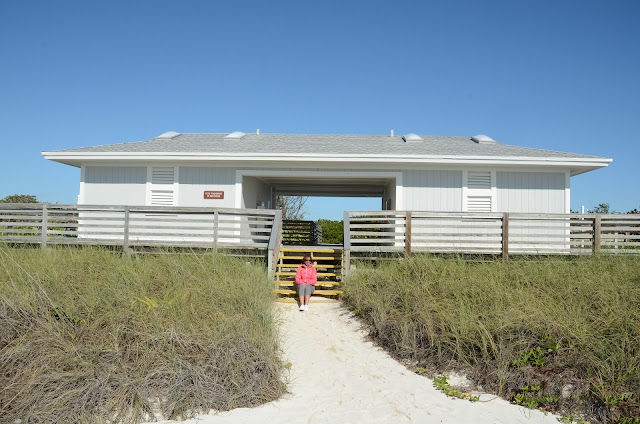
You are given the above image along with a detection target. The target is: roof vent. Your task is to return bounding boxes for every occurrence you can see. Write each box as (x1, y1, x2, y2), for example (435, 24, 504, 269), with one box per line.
(471, 134, 497, 144)
(225, 131, 246, 139)
(402, 133, 423, 142)
(157, 131, 180, 139)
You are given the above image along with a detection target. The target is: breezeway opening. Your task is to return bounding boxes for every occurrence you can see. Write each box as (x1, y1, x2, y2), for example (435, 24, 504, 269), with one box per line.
(241, 173, 397, 221)
(304, 196, 382, 221)
(272, 176, 388, 221)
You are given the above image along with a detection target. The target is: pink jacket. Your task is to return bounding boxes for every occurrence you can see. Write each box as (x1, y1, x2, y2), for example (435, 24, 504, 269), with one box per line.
(295, 264, 317, 286)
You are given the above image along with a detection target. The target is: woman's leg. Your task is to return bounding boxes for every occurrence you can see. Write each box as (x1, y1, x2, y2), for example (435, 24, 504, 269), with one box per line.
(298, 284, 306, 310)
(304, 285, 314, 307)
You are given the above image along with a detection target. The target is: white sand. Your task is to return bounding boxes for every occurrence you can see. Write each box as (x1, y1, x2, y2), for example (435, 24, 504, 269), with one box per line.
(152, 302, 560, 424)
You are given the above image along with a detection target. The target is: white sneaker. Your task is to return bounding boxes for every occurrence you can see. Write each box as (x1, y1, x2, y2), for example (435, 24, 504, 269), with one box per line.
(299, 305, 305, 311)
(304, 304, 309, 311)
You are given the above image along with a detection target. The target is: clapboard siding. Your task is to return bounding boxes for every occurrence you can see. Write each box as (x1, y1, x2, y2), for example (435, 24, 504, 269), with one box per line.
(83, 166, 147, 205)
(79, 166, 570, 216)
(497, 172, 565, 213)
(86, 166, 147, 184)
(404, 170, 462, 211)
(178, 166, 236, 208)
(180, 166, 236, 184)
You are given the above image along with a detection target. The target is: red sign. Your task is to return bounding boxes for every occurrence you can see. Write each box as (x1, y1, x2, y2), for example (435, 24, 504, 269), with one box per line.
(204, 191, 224, 200)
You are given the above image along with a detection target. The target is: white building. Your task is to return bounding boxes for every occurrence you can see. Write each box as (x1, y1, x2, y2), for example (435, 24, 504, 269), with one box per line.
(42, 131, 611, 215)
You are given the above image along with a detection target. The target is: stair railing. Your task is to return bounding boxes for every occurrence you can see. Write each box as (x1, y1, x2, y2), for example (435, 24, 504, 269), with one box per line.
(267, 210, 283, 278)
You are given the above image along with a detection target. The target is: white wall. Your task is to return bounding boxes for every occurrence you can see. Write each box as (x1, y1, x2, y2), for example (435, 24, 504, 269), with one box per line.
(384, 179, 396, 210)
(402, 169, 567, 213)
(80, 164, 569, 215)
(81, 166, 147, 205)
(241, 176, 271, 209)
(178, 166, 236, 208)
(496, 171, 566, 213)
(403, 170, 463, 211)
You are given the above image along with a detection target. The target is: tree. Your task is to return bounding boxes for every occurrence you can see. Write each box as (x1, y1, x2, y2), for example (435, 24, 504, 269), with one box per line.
(590, 203, 616, 214)
(0, 194, 38, 203)
(277, 196, 308, 220)
(317, 219, 343, 244)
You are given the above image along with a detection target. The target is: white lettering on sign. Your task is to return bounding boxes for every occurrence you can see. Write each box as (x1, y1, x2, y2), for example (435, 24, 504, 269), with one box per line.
(204, 191, 224, 200)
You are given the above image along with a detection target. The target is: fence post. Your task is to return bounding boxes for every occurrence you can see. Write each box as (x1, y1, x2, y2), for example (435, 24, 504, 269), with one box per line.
(41, 204, 48, 249)
(213, 210, 219, 253)
(405, 211, 412, 256)
(343, 211, 351, 278)
(267, 210, 282, 278)
(123, 206, 131, 255)
(502, 212, 509, 259)
(593, 214, 602, 256)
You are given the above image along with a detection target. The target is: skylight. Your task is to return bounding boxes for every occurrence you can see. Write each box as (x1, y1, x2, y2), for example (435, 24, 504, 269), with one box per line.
(402, 133, 423, 142)
(225, 131, 246, 139)
(471, 135, 497, 144)
(157, 131, 180, 139)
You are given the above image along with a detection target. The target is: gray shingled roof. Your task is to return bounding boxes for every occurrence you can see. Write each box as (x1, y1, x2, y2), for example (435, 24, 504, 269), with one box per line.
(51, 133, 603, 159)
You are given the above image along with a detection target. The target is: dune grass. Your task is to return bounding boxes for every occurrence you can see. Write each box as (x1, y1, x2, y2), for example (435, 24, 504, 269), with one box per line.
(343, 255, 640, 423)
(0, 245, 285, 423)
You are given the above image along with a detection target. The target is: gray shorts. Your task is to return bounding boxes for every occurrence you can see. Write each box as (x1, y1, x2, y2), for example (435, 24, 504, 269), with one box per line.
(297, 283, 315, 297)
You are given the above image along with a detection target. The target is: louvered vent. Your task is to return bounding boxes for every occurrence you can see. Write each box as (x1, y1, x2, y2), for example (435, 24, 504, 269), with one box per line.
(466, 171, 493, 212)
(467, 196, 492, 212)
(152, 167, 175, 184)
(150, 167, 175, 206)
(150, 190, 174, 206)
(467, 171, 492, 190)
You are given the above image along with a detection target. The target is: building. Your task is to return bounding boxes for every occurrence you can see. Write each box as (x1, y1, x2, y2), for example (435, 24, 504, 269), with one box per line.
(42, 131, 611, 214)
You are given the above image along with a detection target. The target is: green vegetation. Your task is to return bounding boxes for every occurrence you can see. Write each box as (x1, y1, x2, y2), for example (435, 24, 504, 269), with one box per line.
(0, 245, 285, 423)
(317, 219, 344, 244)
(3, 244, 639, 423)
(342, 255, 640, 423)
(0, 194, 38, 203)
(432, 375, 479, 402)
(513, 384, 559, 410)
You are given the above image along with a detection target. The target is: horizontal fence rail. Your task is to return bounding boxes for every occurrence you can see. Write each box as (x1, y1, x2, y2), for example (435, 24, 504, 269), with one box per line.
(346, 211, 640, 258)
(3, 206, 638, 265)
(0, 204, 280, 253)
(281, 220, 322, 245)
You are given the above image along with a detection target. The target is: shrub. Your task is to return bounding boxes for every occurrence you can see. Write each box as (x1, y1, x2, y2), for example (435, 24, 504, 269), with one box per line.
(317, 219, 343, 244)
(342, 255, 640, 423)
(0, 246, 286, 423)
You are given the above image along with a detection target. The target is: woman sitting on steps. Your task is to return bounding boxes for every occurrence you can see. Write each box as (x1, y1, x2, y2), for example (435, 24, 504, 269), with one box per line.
(295, 254, 317, 311)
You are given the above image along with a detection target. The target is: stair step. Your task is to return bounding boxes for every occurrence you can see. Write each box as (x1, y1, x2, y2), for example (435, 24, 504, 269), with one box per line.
(279, 247, 343, 253)
(277, 263, 342, 269)
(273, 289, 344, 296)
(275, 276, 342, 280)
(278, 255, 342, 261)
(274, 281, 341, 287)
(276, 271, 338, 277)
(275, 297, 339, 304)
(274, 244, 343, 301)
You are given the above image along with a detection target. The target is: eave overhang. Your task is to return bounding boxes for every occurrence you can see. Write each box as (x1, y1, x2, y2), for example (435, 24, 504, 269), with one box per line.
(41, 151, 612, 176)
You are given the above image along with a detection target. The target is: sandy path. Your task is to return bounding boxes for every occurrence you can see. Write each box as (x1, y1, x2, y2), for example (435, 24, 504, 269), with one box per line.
(154, 302, 560, 424)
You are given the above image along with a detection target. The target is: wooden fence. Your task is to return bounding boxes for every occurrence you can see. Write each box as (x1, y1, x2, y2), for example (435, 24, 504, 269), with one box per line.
(0, 203, 279, 252)
(3, 205, 639, 278)
(343, 211, 640, 263)
(281, 220, 322, 245)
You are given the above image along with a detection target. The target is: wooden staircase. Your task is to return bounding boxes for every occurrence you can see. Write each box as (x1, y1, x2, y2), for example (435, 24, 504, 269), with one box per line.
(273, 246, 344, 303)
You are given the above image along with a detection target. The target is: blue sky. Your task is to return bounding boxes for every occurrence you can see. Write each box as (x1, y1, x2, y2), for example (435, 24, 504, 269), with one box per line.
(1, 0, 638, 220)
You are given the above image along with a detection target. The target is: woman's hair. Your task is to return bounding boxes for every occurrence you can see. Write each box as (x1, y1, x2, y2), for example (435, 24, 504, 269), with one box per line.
(303, 254, 312, 262)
